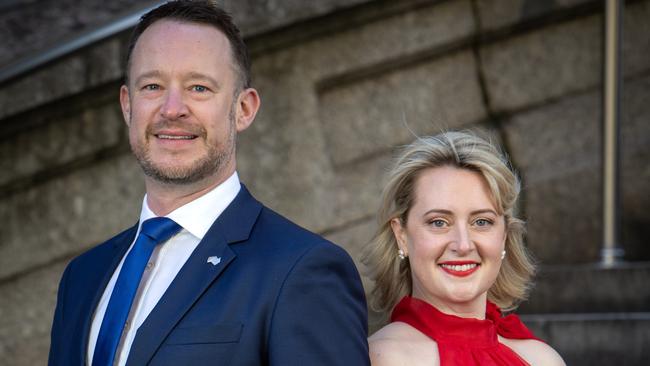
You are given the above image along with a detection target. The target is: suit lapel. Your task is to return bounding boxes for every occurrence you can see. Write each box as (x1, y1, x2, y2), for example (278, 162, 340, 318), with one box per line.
(74, 225, 137, 364)
(126, 185, 262, 365)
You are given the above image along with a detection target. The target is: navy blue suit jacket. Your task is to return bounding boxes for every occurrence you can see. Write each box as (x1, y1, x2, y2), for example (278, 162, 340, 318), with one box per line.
(48, 185, 370, 365)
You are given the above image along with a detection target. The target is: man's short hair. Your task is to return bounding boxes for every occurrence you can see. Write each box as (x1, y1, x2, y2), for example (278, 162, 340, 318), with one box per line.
(125, 0, 251, 90)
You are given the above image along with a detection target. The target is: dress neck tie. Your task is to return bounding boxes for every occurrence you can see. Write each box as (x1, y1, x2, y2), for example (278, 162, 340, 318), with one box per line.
(92, 217, 181, 366)
(391, 296, 542, 365)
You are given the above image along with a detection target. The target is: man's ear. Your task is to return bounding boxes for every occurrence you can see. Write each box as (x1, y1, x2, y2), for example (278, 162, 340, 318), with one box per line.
(120, 85, 131, 126)
(234, 87, 260, 132)
(390, 217, 408, 256)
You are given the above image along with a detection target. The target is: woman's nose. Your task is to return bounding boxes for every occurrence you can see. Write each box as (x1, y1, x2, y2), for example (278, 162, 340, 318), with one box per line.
(449, 224, 474, 255)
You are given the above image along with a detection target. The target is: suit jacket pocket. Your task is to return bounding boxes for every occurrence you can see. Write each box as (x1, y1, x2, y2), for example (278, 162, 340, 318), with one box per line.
(165, 322, 243, 345)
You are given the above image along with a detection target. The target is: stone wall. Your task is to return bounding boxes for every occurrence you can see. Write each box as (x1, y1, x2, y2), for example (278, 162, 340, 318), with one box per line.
(1, 0, 649, 364)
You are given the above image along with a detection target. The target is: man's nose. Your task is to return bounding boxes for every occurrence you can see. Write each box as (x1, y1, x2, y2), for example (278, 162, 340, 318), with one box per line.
(160, 89, 189, 120)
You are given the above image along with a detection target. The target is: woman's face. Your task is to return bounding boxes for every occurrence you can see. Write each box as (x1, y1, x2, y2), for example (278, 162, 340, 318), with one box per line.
(391, 166, 506, 317)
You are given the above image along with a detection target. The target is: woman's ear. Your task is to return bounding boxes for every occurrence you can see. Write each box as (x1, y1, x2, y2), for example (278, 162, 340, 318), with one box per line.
(390, 217, 408, 256)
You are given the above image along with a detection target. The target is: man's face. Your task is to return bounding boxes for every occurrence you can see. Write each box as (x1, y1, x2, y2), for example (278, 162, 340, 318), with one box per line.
(121, 20, 245, 185)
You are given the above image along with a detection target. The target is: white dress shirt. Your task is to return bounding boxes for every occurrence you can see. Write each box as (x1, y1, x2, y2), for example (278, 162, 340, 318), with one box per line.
(87, 172, 241, 366)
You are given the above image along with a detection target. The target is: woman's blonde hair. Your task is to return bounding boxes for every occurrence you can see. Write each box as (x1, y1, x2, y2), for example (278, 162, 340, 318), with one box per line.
(362, 130, 535, 314)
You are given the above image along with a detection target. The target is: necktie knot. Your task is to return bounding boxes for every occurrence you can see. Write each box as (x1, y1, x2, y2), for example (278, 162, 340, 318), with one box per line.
(140, 217, 182, 244)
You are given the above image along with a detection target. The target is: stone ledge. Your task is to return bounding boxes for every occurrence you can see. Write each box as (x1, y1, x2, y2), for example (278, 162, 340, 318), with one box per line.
(0, 260, 66, 366)
(480, 0, 650, 113)
(480, 12, 601, 112)
(476, 0, 597, 32)
(520, 262, 650, 314)
(523, 313, 650, 365)
(231, 0, 374, 38)
(319, 50, 485, 166)
(0, 99, 125, 188)
(0, 36, 125, 120)
(308, 0, 475, 86)
(0, 154, 143, 280)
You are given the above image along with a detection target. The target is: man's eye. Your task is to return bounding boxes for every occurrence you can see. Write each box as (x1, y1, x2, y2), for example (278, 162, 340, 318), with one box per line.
(143, 84, 160, 91)
(192, 85, 208, 92)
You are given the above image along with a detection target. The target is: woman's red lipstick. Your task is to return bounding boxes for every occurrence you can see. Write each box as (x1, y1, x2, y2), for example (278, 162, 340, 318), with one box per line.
(439, 261, 479, 277)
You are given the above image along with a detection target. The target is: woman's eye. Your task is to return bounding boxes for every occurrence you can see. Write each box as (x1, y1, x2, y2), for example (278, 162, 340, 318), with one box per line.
(474, 218, 493, 227)
(430, 219, 447, 228)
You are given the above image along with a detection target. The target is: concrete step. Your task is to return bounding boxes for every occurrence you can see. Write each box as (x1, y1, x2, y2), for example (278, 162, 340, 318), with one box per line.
(518, 262, 650, 314)
(521, 312, 650, 366)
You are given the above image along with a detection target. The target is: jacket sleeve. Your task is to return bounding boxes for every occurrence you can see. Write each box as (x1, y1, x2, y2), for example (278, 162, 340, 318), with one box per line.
(267, 242, 370, 366)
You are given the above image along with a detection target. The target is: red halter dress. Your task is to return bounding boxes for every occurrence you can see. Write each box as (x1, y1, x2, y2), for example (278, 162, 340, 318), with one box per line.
(391, 296, 541, 365)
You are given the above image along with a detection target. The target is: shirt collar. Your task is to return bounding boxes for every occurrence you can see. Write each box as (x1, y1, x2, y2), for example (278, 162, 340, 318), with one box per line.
(139, 172, 241, 240)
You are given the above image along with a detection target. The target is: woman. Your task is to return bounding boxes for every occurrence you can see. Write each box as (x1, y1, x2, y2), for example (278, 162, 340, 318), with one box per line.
(363, 131, 565, 365)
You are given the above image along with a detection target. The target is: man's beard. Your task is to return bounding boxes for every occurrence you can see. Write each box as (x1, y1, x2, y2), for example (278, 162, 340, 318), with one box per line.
(130, 105, 237, 185)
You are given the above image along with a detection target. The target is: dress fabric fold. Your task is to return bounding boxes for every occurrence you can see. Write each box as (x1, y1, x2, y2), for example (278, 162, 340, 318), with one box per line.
(391, 296, 542, 366)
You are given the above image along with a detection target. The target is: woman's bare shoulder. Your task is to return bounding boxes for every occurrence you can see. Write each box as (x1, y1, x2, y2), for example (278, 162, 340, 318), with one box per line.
(500, 337, 566, 366)
(369, 322, 439, 366)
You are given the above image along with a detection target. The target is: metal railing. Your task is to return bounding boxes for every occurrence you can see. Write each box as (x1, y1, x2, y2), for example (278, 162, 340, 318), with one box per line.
(601, 0, 625, 266)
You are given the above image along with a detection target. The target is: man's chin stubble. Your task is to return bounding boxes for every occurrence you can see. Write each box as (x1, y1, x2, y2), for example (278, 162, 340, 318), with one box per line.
(134, 147, 231, 185)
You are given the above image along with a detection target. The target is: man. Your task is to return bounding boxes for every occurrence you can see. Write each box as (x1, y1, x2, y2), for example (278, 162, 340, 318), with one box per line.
(48, 1, 369, 365)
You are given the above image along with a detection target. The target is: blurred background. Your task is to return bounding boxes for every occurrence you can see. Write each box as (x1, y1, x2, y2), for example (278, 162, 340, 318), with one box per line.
(0, 0, 648, 364)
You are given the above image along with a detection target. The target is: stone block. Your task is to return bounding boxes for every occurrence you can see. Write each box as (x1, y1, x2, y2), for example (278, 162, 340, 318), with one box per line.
(0, 0, 152, 68)
(240, 83, 394, 234)
(328, 153, 395, 229)
(619, 76, 650, 260)
(319, 50, 486, 166)
(622, 0, 650, 83)
(0, 153, 144, 280)
(324, 217, 376, 271)
(476, 0, 594, 32)
(0, 38, 124, 120)
(237, 65, 339, 235)
(505, 91, 601, 181)
(503, 74, 650, 263)
(0, 101, 125, 187)
(239, 118, 391, 238)
(522, 314, 650, 365)
(0, 260, 66, 366)
(520, 263, 650, 314)
(86, 38, 124, 86)
(291, 0, 475, 80)
(481, 13, 601, 112)
(524, 168, 602, 262)
(0, 57, 85, 120)
(230, 0, 372, 36)
(480, 0, 650, 113)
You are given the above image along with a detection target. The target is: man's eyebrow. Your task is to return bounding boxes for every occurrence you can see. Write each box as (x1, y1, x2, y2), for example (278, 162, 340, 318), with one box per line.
(187, 72, 221, 89)
(133, 71, 221, 90)
(134, 70, 164, 85)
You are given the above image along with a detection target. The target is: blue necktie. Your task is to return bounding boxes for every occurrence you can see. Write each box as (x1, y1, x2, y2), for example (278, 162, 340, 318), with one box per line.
(92, 217, 181, 366)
